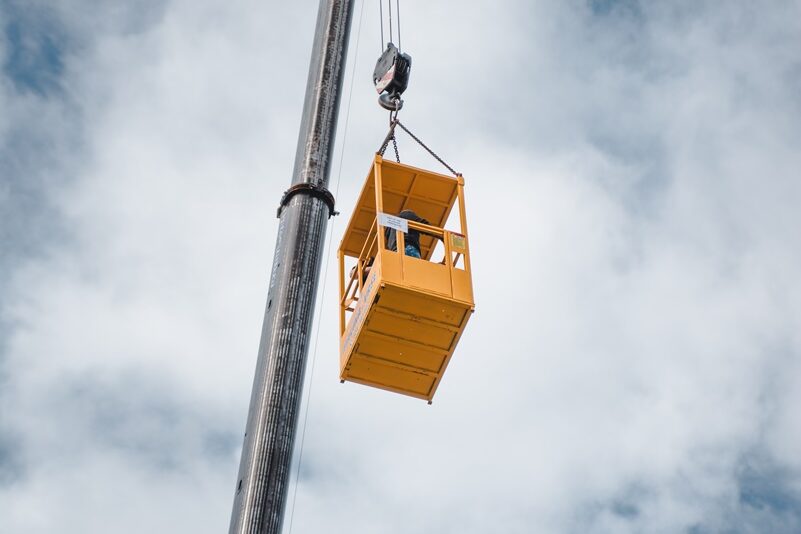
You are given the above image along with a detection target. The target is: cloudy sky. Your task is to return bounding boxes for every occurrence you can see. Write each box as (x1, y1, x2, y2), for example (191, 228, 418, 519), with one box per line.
(2, 0, 801, 532)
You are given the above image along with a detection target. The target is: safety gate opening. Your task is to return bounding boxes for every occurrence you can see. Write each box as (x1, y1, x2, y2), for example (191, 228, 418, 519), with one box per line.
(338, 154, 475, 402)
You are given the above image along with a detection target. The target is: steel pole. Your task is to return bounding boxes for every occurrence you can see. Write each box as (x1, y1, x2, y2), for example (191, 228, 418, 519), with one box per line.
(229, 1, 355, 532)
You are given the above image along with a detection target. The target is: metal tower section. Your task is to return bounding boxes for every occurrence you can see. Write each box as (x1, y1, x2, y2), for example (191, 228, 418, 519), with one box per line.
(229, 1, 355, 532)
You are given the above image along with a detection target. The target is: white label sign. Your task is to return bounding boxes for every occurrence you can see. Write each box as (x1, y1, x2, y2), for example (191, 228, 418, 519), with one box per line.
(378, 212, 408, 233)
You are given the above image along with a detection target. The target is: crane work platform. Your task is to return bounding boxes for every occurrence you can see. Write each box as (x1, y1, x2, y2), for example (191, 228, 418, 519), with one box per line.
(338, 155, 474, 402)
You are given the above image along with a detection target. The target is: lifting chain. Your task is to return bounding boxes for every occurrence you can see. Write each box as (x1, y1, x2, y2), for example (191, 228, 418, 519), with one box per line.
(378, 112, 401, 163)
(391, 135, 400, 163)
(376, 116, 460, 177)
(395, 120, 459, 176)
(377, 128, 400, 163)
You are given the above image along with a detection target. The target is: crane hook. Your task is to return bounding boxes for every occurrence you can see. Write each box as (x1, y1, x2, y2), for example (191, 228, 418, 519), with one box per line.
(379, 92, 403, 111)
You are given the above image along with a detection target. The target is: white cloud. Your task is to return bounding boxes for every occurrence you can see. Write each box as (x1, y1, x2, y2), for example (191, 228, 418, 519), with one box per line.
(2, 0, 801, 533)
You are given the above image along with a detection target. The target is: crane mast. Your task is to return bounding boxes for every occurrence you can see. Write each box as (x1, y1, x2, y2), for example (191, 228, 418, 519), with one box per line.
(229, 1, 355, 532)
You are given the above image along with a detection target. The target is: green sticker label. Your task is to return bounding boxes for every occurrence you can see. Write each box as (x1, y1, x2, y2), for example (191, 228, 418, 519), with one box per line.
(451, 234, 466, 250)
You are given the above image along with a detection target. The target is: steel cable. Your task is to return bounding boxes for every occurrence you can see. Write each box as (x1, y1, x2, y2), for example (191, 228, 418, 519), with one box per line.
(379, 0, 383, 49)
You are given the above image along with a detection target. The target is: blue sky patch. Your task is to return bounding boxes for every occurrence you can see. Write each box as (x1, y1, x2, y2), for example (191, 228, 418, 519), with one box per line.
(589, 0, 642, 18)
(3, 11, 66, 96)
(738, 457, 801, 518)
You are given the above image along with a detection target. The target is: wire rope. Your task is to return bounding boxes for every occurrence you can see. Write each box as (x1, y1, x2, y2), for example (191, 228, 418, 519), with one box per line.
(285, 0, 365, 531)
(379, 0, 384, 49)
(387, 0, 393, 43)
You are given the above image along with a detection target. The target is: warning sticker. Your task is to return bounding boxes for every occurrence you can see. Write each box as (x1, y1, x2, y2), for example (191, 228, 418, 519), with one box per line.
(450, 233, 466, 251)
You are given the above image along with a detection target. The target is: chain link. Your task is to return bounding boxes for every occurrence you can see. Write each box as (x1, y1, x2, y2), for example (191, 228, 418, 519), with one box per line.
(376, 117, 459, 177)
(396, 120, 459, 176)
(377, 120, 396, 157)
(391, 135, 400, 162)
(377, 114, 398, 158)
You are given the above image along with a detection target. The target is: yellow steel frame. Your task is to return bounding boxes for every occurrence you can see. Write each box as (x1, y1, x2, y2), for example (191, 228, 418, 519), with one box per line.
(337, 155, 474, 402)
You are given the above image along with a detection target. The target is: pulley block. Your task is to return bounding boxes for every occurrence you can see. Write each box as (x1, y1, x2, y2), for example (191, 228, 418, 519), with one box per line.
(373, 43, 411, 111)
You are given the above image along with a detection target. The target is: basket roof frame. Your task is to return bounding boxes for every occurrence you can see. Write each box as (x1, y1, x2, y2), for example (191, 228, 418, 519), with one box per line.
(339, 155, 461, 259)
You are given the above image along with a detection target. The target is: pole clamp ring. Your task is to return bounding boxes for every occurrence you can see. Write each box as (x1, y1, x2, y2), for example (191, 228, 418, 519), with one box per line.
(277, 183, 339, 219)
